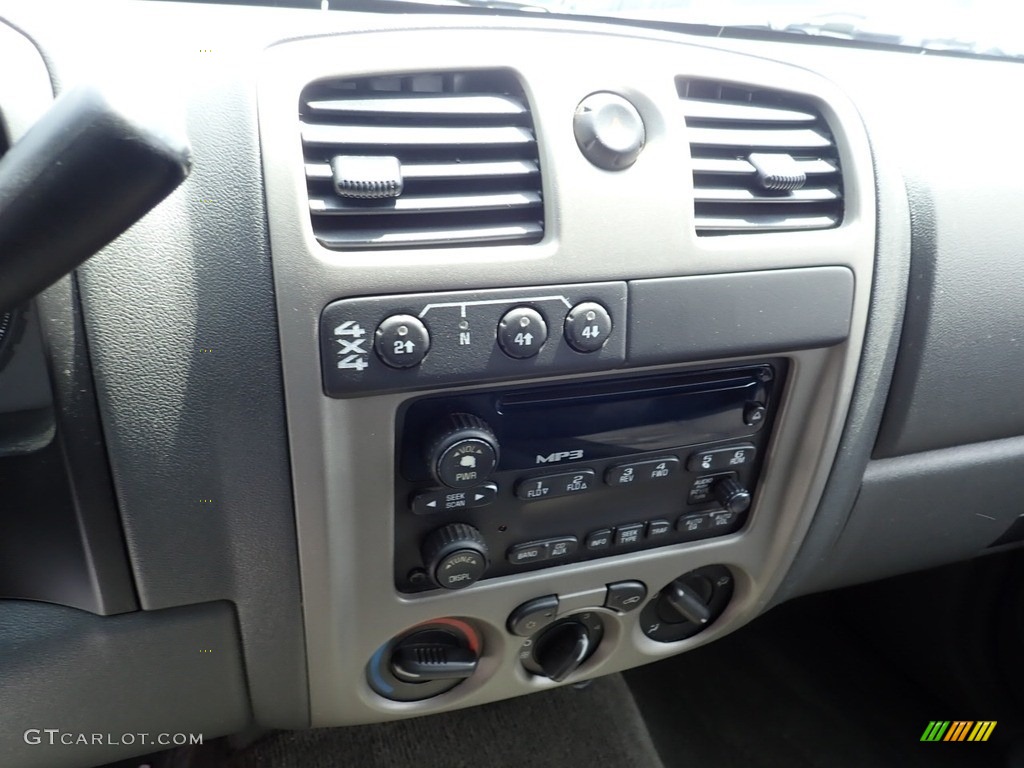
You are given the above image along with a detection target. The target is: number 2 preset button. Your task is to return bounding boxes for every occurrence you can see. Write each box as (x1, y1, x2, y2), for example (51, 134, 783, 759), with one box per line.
(515, 470, 597, 501)
(497, 307, 548, 359)
(375, 314, 430, 369)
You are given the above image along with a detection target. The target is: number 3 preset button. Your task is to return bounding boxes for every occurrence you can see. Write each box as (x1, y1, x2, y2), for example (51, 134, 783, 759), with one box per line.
(515, 470, 597, 501)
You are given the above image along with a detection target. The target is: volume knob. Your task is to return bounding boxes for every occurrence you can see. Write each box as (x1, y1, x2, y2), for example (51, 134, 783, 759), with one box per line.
(425, 413, 500, 489)
(421, 523, 490, 590)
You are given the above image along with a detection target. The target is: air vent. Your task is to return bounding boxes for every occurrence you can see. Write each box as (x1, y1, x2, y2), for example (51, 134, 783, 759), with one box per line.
(300, 72, 544, 250)
(679, 79, 843, 235)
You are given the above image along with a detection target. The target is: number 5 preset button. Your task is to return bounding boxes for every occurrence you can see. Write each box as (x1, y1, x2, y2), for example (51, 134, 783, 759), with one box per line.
(497, 307, 547, 359)
(515, 470, 597, 501)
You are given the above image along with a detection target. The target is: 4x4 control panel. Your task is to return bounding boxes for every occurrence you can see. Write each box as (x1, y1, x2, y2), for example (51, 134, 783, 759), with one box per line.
(320, 282, 627, 397)
(394, 364, 781, 592)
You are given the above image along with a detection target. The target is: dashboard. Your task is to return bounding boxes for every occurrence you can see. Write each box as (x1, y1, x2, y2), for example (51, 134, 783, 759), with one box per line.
(0, 2, 1022, 765)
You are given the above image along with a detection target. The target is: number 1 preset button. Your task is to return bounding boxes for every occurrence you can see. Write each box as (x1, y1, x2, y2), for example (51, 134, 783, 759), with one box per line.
(515, 470, 597, 501)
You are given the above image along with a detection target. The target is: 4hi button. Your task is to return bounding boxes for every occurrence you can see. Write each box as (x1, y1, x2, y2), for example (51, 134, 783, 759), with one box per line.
(375, 315, 429, 369)
(498, 307, 547, 359)
(564, 302, 612, 353)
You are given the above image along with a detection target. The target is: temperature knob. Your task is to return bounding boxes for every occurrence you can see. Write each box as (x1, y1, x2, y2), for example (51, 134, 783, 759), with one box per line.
(425, 413, 499, 489)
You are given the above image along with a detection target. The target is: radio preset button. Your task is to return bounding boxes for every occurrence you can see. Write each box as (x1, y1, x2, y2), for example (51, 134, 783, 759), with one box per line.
(615, 523, 646, 547)
(586, 529, 613, 550)
(687, 445, 756, 473)
(563, 301, 613, 353)
(411, 483, 498, 515)
(497, 307, 547, 359)
(508, 542, 549, 566)
(605, 457, 680, 486)
(375, 314, 430, 369)
(515, 470, 596, 501)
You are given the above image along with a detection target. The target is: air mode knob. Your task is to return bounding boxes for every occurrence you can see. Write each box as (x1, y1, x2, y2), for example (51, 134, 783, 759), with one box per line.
(425, 413, 500, 489)
(421, 522, 490, 590)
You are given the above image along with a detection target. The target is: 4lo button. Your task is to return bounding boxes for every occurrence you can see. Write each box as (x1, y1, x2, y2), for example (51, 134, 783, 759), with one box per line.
(564, 302, 613, 353)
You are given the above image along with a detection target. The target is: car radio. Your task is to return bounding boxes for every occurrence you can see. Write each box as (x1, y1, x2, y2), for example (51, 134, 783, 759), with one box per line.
(394, 362, 782, 593)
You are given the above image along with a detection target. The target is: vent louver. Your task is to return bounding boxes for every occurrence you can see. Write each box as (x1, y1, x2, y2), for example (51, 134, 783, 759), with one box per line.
(300, 72, 544, 250)
(679, 79, 843, 235)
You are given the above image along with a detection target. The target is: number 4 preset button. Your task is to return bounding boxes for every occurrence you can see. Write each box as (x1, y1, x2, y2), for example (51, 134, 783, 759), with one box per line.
(605, 457, 680, 486)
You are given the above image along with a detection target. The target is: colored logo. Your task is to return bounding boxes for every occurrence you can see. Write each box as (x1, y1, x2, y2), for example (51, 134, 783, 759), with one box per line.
(920, 721, 996, 742)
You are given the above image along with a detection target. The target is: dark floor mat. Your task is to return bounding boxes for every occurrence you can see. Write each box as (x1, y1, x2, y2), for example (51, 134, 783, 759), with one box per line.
(219, 673, 663, 768)
(625, 596, 1006, 768)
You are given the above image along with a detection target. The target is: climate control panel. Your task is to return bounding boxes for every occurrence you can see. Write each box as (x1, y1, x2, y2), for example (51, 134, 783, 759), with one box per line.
(394, 364, 781, 592)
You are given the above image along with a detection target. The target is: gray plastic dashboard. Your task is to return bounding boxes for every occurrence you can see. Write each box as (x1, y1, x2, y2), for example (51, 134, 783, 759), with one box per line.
(1, 0, 1023, 761)
(259, 26, 874, 723)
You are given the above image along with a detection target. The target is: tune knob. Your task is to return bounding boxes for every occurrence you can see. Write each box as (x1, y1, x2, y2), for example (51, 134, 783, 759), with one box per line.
(713, 477, 752, 514)
(421, 523, 489, 590)
(425, 413, 499, 489)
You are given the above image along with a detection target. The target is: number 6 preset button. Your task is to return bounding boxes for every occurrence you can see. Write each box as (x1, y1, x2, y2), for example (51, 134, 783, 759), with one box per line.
(515, 470, 597, 501)
(497, 306, 547, 359)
